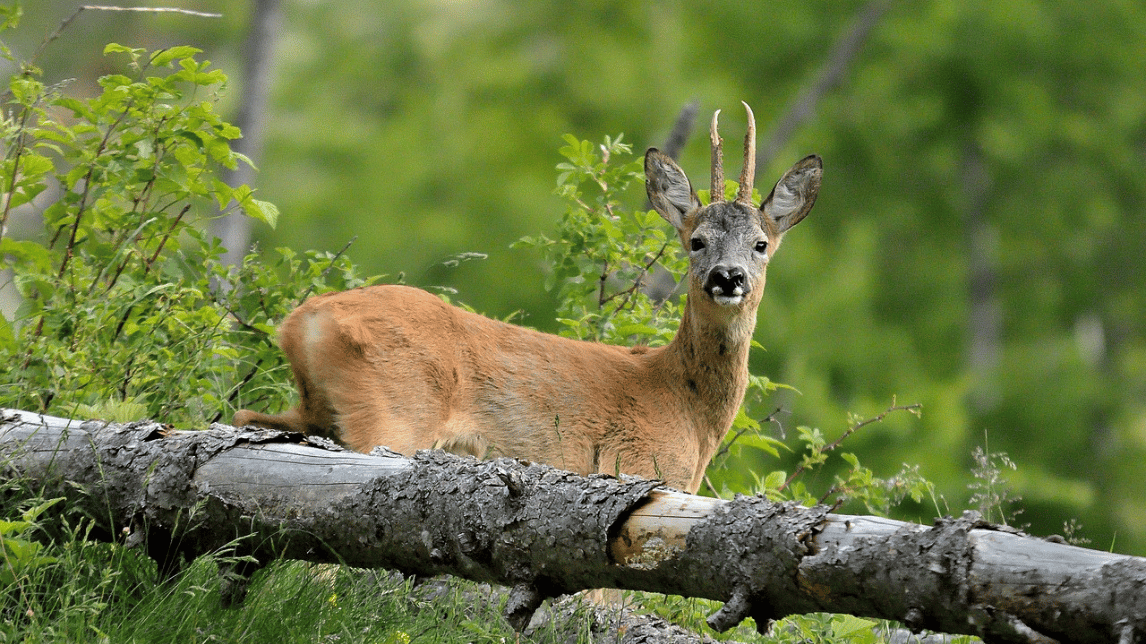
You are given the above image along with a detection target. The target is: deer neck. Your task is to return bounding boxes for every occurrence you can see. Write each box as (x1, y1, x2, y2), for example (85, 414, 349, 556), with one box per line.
(661, 298, 756, 450)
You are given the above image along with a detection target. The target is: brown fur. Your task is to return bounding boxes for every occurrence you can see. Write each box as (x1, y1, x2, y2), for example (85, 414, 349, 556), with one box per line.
(235, 115, 821, 494)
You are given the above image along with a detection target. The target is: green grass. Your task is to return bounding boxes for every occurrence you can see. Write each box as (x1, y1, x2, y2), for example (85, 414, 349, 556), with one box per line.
(2, 539, 976, 644)
(4, 547, 520, 643)
(1, 501, 604, 644)
(0, 516, 855, 644)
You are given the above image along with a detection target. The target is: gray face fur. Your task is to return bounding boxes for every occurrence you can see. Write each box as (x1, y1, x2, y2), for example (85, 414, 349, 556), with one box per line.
(686, 200, 770, 306)
(644, 147, 822, 310)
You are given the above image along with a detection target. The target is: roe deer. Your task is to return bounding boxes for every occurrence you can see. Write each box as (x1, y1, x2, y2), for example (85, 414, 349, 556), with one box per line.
(234, 103, 821, 494)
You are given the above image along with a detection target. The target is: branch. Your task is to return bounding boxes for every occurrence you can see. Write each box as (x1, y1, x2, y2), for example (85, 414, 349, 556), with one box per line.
(781, 400, 920, 493)
(756, 0, 892, 168)
(32, 6, 223, 67)
(660, 100, 700, 162)
(2, 408, 1144, 642)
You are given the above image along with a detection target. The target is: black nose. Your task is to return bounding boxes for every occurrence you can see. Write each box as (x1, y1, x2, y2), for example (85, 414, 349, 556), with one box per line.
(705, 266, 746, 297)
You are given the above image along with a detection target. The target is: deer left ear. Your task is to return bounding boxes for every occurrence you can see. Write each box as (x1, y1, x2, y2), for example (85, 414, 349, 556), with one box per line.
(646, 148, 700, 232)
(761, 154, 822, 235)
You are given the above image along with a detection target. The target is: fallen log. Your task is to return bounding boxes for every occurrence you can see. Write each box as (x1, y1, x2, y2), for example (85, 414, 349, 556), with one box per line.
(1, 408, 1143, 643)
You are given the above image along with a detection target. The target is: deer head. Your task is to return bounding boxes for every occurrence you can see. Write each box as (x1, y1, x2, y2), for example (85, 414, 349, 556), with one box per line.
(646, 102, 822, 320)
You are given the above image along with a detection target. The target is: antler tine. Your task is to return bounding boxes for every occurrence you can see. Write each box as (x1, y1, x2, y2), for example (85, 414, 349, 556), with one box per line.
(736, 101, 756, 203)
(709, 109, 724, 203)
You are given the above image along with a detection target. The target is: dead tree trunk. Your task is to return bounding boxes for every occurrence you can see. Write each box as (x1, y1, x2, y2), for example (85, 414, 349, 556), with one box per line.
(1, 408, 1144, 643)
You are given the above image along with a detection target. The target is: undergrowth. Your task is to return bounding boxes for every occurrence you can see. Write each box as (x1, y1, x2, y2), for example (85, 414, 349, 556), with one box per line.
(0, 20, 378, 427)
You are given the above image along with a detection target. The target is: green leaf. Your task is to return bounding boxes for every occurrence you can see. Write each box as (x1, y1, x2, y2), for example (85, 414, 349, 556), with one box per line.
(20, 497, 64, 523)
(613, 323, 658, 338)
(149, 46, 202, 68)
(19, 151, 54, 176)
(103, 43, 137, 55)
(0, 519, 32, 536)
(733, 433, 784, 459)
(8, 75, 42, 104)
(831, 614, 879, 640)
(0, 238, 52, 274)
(0, 3, 22, 31)
(764, 470, 787, 491)
(243, 198, 280, 228)
(102, 43, 144, 66)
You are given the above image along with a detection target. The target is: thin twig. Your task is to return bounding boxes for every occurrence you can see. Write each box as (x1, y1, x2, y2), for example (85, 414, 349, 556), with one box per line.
(1, 108, 33, 247)
(91, 217, 154, 297)
(780, 399, 922, 493)
(596, 259, 610, 308)
(825, 400, 922, 455)
(80, 5, 223, 17)
(599, 240, 671, 314)
(55, 101, 133, 271)
(144, 204, 191, 272)
(32, 5, 222, 67)
(711, 406, 785, 464)
(702, 473, 721, 500)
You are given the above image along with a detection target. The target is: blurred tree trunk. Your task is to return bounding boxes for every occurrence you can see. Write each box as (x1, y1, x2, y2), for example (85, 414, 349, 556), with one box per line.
(964, 141, 1001, 413)
(756, 0, 893, 169)
(4, 408, 1146, 643)
(211, 0, 282, 268)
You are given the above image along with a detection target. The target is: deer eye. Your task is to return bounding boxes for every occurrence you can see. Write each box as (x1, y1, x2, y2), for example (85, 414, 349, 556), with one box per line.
(690, 237, 706, 252)
(754, 240, 768, 254)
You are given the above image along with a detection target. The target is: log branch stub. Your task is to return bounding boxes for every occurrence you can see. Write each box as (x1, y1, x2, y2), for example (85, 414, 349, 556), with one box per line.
(505, 583, 546, 632)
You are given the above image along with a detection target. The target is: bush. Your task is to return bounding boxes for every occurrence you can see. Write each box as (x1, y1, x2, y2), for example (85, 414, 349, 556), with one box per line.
(0, 41, 378, 427)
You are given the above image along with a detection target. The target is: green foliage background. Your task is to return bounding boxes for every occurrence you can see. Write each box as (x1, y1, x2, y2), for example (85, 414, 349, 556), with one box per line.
(5, 0, 1146, 558)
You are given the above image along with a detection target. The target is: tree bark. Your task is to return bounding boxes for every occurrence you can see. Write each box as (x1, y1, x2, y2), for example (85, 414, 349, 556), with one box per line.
(2, 408, 1144, 643)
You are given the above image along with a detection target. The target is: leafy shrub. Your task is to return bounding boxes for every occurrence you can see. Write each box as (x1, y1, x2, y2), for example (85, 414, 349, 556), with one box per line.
(0, 41, 378, 426)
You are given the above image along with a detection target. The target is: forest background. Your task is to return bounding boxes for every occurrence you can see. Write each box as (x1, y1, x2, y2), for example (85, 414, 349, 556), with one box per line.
(5, 0, 1146, 558)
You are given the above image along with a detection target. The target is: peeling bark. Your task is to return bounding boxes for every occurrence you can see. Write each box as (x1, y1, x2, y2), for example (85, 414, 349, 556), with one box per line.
(2, 409, 1145, 643)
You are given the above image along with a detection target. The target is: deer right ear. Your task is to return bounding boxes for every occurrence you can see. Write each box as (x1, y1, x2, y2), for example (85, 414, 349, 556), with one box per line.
(645, 148, 700, 232)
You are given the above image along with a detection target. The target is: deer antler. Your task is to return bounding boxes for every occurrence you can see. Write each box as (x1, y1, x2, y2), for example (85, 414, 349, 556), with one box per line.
(709, 109, 724, 203)
(736, 101, 756, 204)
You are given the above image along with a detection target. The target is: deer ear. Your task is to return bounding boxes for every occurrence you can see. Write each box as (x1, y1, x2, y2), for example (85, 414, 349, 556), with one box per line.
(645, 148, 700, 232)
(761, 154, 822, 234)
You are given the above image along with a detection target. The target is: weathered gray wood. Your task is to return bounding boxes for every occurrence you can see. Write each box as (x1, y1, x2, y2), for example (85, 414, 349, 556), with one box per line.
(2, 408, 1145, 643)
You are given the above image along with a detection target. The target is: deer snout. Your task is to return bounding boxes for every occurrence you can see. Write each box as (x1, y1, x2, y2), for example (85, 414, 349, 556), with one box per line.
(704, 266, 749, 305)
